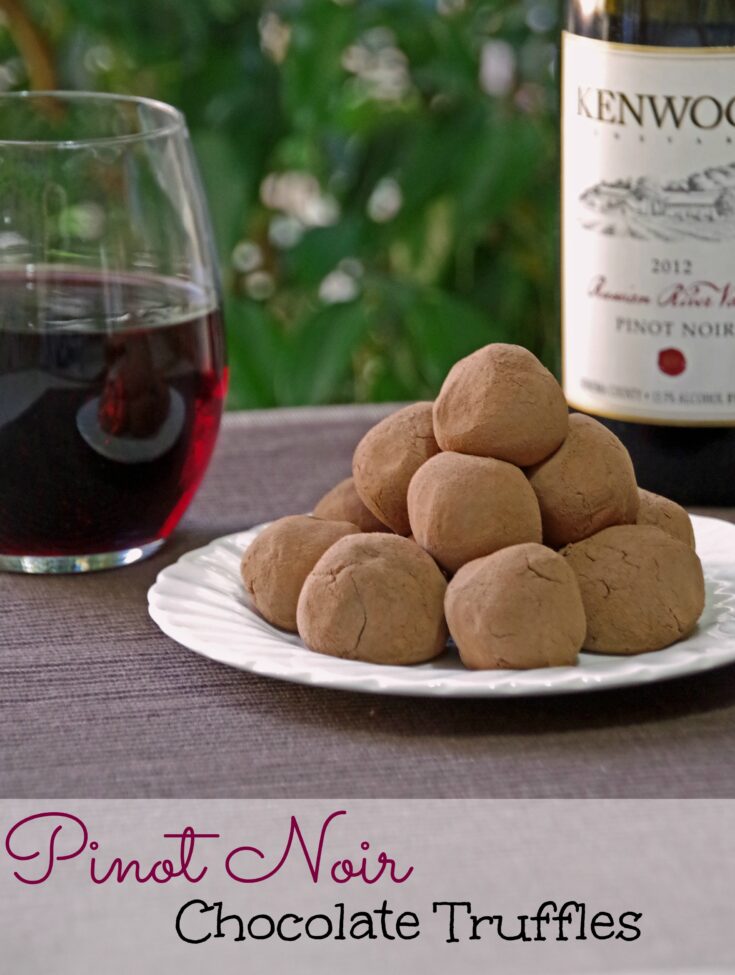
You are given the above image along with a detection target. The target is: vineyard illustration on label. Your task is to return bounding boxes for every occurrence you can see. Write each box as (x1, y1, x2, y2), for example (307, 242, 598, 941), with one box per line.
(578, 162, 735, 241)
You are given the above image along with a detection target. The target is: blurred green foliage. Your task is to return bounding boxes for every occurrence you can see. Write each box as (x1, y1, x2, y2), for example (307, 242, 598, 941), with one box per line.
(0, 0, 559, 407)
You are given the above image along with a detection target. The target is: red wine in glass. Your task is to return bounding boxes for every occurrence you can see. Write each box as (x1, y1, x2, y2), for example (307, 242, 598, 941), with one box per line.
(0, 268, 227, 561)
(0, 91, 227, 573)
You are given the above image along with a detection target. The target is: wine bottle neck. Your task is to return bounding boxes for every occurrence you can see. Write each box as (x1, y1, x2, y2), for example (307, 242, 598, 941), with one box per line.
(567, 0, 735, 47)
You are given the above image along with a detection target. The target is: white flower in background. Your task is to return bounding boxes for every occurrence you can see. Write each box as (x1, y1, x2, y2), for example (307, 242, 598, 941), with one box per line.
(437, 0, 466, 15)
(0, 231, 29, 263)
(245, 271, 275, 301)
(342, 28, 412, 102)
(259, 12, 291, 64)
(367, 177, 403, 223)
(0, 60, 21, 91)
(84, 45, 115, 73)
(231, 240, 262, 273)
(268, 215, 304, 249)
(319, 268, 359, 304)
(260, 171, 340, 227)
(58, 203, 106, 240)
(301, 194, 339, 228)
(479, 40, 516, 97)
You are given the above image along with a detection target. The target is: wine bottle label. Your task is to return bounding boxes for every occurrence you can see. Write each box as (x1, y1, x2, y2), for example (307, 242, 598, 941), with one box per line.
(562, 31, 735, 425)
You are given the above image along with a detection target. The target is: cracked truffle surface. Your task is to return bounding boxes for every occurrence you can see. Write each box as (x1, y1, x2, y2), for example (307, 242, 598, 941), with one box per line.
(313, 477, 391, 533)
(527, 413, 639, 548)
(241, 515, 360, 632)
(352, 402, 440, 535)
(296, 533, 448, 665)
(445, 543, 586, 670)
(561, 524, 705, 654)
(636, 488, 695, 548)
(407, 451, 542, 573)
(433, 343, 568, 465)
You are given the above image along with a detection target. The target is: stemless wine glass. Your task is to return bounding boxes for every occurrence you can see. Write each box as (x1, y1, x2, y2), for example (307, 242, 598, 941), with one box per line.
(0, 92, 227, 573)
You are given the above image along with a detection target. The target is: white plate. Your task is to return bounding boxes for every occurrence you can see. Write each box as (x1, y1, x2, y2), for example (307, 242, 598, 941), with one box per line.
(147, 515, 735, 697)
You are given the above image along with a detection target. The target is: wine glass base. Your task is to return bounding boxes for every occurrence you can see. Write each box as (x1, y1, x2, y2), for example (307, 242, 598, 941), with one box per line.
(0, 539, 165, 574)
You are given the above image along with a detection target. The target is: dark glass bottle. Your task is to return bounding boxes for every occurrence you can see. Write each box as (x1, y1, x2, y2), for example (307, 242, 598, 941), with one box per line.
(562, 1, 735, 504)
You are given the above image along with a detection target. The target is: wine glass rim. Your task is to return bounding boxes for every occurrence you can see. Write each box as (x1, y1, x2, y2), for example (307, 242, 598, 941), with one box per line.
(0, 90, 186, 148)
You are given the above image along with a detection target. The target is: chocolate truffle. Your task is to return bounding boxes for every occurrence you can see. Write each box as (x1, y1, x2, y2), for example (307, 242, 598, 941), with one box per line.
(527, 413, 639, 548)
(433, 343, 568, 466)
(561, 524, 705, 654)
(241, 515, 360, 632)
(636, 488, 695, 548)
(407, 451, 542, 573)
(445, 543, 585, 670)
(313, 477, 390, 533)
(352, 402, 440, 535)
(296, 534, 448, 665)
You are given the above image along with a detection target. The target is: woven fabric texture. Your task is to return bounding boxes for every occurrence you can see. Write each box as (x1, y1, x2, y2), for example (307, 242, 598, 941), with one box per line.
(1, 406, 733, 798)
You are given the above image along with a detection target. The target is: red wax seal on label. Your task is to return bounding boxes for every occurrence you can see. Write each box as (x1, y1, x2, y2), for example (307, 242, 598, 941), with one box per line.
(658, 348, 686, 377)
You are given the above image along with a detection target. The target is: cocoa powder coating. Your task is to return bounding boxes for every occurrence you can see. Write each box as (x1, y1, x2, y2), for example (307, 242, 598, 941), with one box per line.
(241, 515, 360, 632)
(636, 488, 696, 548)
(352, 402, 440, 535)
(240, 341, 707, 670)
(561, 524, 705, 654)
(313, 477, 391, 533)
(445, 543, 586, 670)
(297, 533, 448, 665)
(432, 343, 569, 465)
(407, 451, 542, 573)
(526, 413, 639, 548)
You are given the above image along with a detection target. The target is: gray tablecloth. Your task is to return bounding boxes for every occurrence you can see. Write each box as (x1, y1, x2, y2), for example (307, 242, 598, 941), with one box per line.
(2, 405, 734, 799)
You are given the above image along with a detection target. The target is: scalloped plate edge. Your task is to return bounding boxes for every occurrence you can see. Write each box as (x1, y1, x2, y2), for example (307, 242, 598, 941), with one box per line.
(147, 515, 735, 698)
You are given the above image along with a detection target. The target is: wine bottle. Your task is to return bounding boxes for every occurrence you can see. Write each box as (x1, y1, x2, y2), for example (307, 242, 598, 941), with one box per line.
(561, 1, 735, 505)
